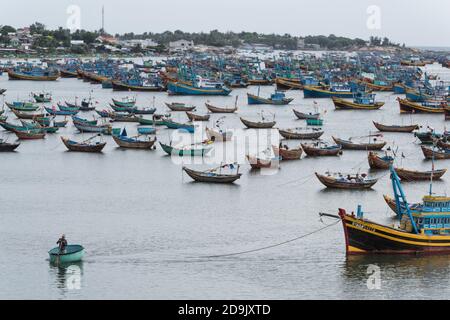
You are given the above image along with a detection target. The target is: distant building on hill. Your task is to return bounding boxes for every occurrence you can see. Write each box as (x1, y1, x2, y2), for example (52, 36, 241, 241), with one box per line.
(169, 39, 194, 52)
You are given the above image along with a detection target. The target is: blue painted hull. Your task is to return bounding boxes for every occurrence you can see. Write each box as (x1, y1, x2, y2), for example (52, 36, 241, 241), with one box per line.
(303, 86, 354, 99)
(167, 82, 231, 96)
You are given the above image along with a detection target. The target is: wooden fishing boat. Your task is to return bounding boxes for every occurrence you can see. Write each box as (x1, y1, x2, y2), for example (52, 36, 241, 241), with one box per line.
(332, 96, 384, 110)
(109, 113, 142, 123)
(137, 126, 156, 135)
(335, 166, 450, 255)
(278, 128, 323, 140)
(73, 121, 112, 134)
(205, 127, 233, 142)
(165, 102, 196, 112)
(332, 136, 386, 150)
(275, 77, 303, 90)
(11, 108, 45, 120)
(111, 79, 164, 92)
(129, 107, 156, 115)
(372, 121, 418, 133)
(19, 120, 59, 134)
(394, 167, 447, 181)
(303, 85, 355, 99)
(45, 107, 79, 116)
(240, 117, 276, 129)
(72, 116, 98, 126)
(95, 109, 112, 118)
(368, 151, 394, 169)
(5, 102, 39, 112)
(397, 97, 446, 114)
(57, 103, 80, 113)
(272, 145, 302, 160)
(112, 98, 136, 108)
(306, 118, 324, 126)
(159, 142, 213, 157)
(32, 92, 52, 103)
(139, 114, 171, 126)
(435, 138, 450, 150)
(247, 91, 294, 105)
(8, 69, 59, 81)
(183, 165, 242, 183)
(414, 130, 442, 144)
(205, 102, 237, 113)
(109, 103, 136, 113)
(13, 129, 46, 140)
(353, 79, 393, 92)
(48, 245, 84, 264)
(301, 142, 342, 156)
(246, 155, 275, 169)
(112, 134, 156, 149)
(315, 172, 378, 189)
(167, 81, 232, 96)
(421, 145, 450, 159)
(165, 120, 195, 133)
(0, 139, 20, 151)
(0, 121, 29, 132)
(61, 136, 106, 152)
(185, 111, 210, 122)
(292, 109, 321, 120)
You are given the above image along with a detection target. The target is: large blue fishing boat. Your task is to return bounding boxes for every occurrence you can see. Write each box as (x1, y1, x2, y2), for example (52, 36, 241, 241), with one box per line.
(167, 76, 232, 96)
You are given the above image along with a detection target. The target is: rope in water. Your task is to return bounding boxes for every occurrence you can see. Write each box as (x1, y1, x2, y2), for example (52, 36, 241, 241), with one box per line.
(197, 218, 341, 259)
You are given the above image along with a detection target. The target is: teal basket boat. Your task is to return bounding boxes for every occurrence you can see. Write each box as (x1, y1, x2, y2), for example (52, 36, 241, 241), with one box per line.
(48, 245, 84, 264)
(306, 118, 324, 126)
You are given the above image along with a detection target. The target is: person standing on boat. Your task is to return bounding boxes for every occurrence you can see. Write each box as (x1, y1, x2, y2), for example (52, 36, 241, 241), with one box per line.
(57, 235, 68, 253)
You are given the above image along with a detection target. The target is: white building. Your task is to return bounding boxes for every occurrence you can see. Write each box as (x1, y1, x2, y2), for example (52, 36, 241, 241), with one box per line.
(169, 39, 194, 51)
(119, 39, 158, 48)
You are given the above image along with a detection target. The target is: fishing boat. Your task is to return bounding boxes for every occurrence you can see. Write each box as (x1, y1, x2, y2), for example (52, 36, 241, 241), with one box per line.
(292, 109, 321, 120)
(353, 79, 393, 92)
(0, 121, 29, 132)
(45, 107, 79, 116)
(61, 136, 106, 152)
(272, 145, 302, 160)
(95, 109, 112, 118)
(332, 94, 384, 110)
(167, 78, 232, 96)
(306, 118, 324, 126)
(72, 116, 98, 126)
(0, 138, 20, 151)
(205, 127, 233, 142)
(32, 92, 52, 103)
(139, 114, 171, 126)
(334, 166, 450, 255)
(205, 102, 237, 113)
(301, 141, 342, 157)
(111, 79, 164, 92)
(247, 91, 294, 105)
(112, 134, 156, 149)
(240, 117, 276, 129)
(246, 155, 276, 169)
(5, 102, 39, 112)
(13, 129, 46, 140)
(183, 164, 242, 183)
(278, 128, 324, 140)
(57, 103, 80, 113)
(394, 167, 447, 181)
(315, 172, 378, 189)
(108, 103, 136, 113)
(137, 126, 156, 135)
(185, 111, 210, 122)
(11, 109, 45, 120)
(368, 151, 394, 169)
(398, 97, 446, 114)
(165, 102, 196, 112)
(275, 77, 303, 90)
(73, 121, 112, 134)
(372, 121, 419, 133)
(20, 120, 59, 134)
(159, 141, 213, 157)
(165, 120, 195, 133)
(421, 146, 450, 160)
(414, 128, 444, 144)
(332, 136, 386, 150)
(8, 68, 59, 81)
(48, 245, 84, 264)
(112, 97, 136, 108)
(303, 85, 355, 99)
(109, 113, 142, 123)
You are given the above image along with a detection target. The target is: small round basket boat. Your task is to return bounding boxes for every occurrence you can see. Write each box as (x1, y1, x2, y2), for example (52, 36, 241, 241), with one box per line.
(48, 245, 84, 264)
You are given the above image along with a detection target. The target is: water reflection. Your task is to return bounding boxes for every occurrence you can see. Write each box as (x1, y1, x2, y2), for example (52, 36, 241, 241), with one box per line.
(49, 261, 84, 294)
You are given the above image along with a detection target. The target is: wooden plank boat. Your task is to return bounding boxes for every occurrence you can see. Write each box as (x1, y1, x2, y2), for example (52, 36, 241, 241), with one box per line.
(183, 166, 242, 183)
(48, 245, 84, 264)
(332, 136, 386, 150)
(45, 107, 79, 116)
(272, 145, 302, 160)
(72, 116, 98, 126)
(57, 103, 80, 113)
(20, 120, 59, 133)
(0, 139, 20, 151)
(301, 142, 342, 156)
(421, 145, 450, 159)
(112, 134, 156, 149)
(368, 151, 394, 169)
(186, 111, 210, 122)
(278, 128, 323, 140)
(5, 102, 39, 111)
(95, 109, 112, 118)
(246, 155, 275, 169)
(73, 121, 112, 134)
(397, 97, 446, 114)
(165, 102, 196, 112)
(275, 77, 303, 90)
(205, 127, 233, 142)
(240, 117, 276, 129)
(111, 79, 164, 92)
(109, 113, 142, 123)
(394, 167, 447, 181)
(303, 85, 355, 99)
(8, 69, 59, 81)
(33, 92, 52, 103)
(137, 126, 156, 135)
(112, 98, 136, 108)
(332, 97, 384, 110)
(315, 172, 378, 189)
(205, 102, 237, 113)
(13, 129, 46, 140)
(372, 121, 418, 133)
(159, 142, 213, 157)
(292, 109, 320, 120)
(165, 120, 195, 133)
(247, 92, 293, 105)
(61, 136, 106, 152)
(11, 108, 45, 120)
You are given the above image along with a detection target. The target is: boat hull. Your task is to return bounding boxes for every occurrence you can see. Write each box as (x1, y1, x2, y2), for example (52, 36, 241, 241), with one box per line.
(167, 82, 231, 96)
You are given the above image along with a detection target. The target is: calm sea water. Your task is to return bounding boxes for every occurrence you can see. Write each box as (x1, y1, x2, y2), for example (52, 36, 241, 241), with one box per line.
(1, 62, 450, 299)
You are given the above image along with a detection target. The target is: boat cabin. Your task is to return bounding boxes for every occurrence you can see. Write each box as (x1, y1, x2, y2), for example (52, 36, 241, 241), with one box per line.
(407, 196, 450, 235)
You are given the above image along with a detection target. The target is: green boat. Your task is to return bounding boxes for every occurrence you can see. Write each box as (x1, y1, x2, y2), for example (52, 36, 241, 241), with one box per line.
(159, 142, 213, 157)
(139, 116, 170, 126)
(48, 245, 84, 264)
(5, 102, 39, 112)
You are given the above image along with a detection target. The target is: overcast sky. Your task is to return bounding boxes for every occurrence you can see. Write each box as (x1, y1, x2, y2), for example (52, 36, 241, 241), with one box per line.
(1, 0, 449, 47)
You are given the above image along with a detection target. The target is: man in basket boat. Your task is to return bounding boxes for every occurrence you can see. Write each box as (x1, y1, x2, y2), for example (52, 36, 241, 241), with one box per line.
(56, 234, 68, 254)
